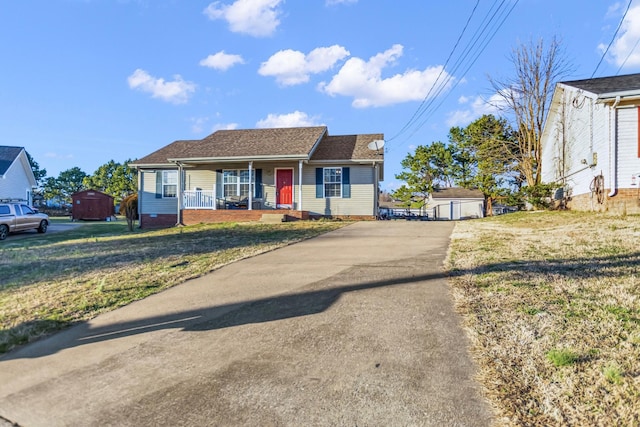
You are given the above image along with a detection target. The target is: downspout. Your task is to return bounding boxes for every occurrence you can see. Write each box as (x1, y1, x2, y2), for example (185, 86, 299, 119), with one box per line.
(137, 169, 143, 228)
(609, 96, 620, 197)
(248, 161, 253, 210)
(373, 162, 379, 218)
(298, 160, 303, 211)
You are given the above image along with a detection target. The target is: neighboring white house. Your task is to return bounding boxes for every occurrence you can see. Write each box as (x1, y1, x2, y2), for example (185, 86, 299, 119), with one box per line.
(540, 73, 640, 214)
(0, 146, 36, 205)
(428, 188, 485, 220)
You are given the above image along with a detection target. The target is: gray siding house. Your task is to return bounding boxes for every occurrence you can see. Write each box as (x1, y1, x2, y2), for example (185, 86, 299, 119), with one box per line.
(541, 73, 640, 213)
(130, 127, 384, 228)
(0, 146, 36, 205)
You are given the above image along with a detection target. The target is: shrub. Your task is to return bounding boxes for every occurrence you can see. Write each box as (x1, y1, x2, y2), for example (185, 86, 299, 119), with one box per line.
(119, 193, 138, 231)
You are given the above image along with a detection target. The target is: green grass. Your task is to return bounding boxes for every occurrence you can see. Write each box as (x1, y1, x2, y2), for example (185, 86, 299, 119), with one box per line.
(546, 348, 579, 367)
(603, 363, 623, 385)
(0, 218, 348, 353)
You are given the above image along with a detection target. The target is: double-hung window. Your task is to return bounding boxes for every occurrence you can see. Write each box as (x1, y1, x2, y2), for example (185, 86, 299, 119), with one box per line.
(324, 167, 342, 198)
(223, 169, 255, 197)
(316, 167, 350, 199)
(162, 170, 177, 198)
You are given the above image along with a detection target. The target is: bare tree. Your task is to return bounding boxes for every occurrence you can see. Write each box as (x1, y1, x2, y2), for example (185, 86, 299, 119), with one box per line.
(489, 36, 573, 187)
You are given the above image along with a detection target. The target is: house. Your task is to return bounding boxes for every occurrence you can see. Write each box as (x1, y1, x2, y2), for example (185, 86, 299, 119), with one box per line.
(130, 126, 384, 228)
(428, 188, 485, 220)
(71, 189, 115, 221)
(0, 146, 37, 205)
(540, 73, 640, 214)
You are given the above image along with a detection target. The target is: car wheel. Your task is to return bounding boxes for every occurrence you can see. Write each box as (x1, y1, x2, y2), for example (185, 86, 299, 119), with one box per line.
(37, 220, 48, 234)
(0, 224, 8, 240)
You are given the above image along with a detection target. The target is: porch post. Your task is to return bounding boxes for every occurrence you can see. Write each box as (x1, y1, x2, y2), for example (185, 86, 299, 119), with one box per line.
(176, 162, 183, 226)
(248, 161, 253, 210)
(213, 173, 217, 210)
(298, 160, 303, 211)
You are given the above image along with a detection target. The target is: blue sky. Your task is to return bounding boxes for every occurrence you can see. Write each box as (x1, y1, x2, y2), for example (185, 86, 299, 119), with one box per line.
(2, 0, 640, 190)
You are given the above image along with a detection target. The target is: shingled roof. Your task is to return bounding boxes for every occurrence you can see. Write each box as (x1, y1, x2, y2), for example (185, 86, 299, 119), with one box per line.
(310, 134, 384, 162)
(431, 188, 484, 199)
(561, 73, 640, 96)
(0, 146, 23, 176)
(132, 127, 384, 166)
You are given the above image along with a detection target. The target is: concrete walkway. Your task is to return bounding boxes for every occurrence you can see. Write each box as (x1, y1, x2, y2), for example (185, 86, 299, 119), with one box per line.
(0, 221, 493, 427)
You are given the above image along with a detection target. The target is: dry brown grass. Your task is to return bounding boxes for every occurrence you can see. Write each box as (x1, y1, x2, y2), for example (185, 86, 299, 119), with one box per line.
(0, 220, 348, 353)
(447, 211, 640, 426)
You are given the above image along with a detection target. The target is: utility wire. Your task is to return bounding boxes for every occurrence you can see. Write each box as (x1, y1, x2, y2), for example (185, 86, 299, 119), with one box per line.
(387, 0, 519, 148)
(387, 0, 480, 142)
(402, 0, 519, 144)
(592, 0, 633, 78)
(617, 32, 640, 73)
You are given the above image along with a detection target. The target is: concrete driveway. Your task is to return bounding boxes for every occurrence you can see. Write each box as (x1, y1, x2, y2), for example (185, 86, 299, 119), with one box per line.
(0, 221, 493, 427)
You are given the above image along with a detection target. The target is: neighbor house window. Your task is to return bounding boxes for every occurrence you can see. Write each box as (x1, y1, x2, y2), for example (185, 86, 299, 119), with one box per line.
(324, 167, 342, 198)
(223, 169, 255, 197)
(162, 170, 177, 198)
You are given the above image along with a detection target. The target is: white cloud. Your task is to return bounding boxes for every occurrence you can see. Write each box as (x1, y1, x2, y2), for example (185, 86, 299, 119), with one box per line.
(190, 117, 209, 134)
(603, 4, 640, 68)
(212, 122, 239, 131)
(190, 116, 239, 133)
(200, 51, 245, 71)
(319, 44, 454, 108)
(445, 93, 502, 127)
(203, 0, 283, 37)
(259, 45, 350, 86)
(256, 111, 323, 128)
(127, 69, 196, 104)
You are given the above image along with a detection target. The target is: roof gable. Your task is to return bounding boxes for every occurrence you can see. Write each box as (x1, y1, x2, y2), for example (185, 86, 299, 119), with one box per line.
(310, 134, 384, 161)
(0, 146, 23, 176)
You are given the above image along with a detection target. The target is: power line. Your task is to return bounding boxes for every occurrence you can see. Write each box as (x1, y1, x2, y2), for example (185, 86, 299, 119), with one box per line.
(617, 31, 640, 73)
(405, 0, 519, 143)
(387, 0, 519, 148)
(388, 0, 480, 142)
(592, 0, 633, 78)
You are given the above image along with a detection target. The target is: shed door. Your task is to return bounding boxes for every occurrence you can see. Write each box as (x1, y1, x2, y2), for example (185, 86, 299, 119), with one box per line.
(276, 169, 293, 208)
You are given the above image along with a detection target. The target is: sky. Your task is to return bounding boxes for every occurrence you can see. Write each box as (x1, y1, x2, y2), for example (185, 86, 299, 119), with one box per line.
(2, 0, 640, 191)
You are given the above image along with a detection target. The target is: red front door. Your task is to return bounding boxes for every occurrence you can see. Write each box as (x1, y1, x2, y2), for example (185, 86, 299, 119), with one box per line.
(276, 169, 293, 207)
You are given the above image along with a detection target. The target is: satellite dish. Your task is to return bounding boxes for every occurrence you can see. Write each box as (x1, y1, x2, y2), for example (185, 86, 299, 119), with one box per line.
(367, 139, 385, 151)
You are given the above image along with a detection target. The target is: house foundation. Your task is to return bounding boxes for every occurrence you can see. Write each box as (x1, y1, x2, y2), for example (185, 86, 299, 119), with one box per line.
(567, 188, 640, 214)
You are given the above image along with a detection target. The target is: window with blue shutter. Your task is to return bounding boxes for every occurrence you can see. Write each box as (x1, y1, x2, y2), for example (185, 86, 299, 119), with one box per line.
(316, 168, 323, 198)
(155, 172, 162, 198)
(255, 169, 263, 198)
(342, 167, 350, 198)
(316, 167, 350, 198)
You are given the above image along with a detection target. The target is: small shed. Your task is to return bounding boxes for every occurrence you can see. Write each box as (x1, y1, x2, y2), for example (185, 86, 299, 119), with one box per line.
(71, 189, 114, 221)
(429, 188, 485, 220)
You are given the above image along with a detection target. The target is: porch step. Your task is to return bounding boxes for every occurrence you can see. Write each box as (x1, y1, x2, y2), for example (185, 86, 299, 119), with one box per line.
(260, 213, 287, 223)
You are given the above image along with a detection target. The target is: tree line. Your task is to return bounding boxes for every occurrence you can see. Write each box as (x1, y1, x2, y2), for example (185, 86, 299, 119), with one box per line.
(392, 37, 571, 214)
(26, 154, 136, 207)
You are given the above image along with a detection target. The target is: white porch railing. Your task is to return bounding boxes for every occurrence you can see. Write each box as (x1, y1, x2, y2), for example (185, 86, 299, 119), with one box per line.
(183, 190, 217, 209)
